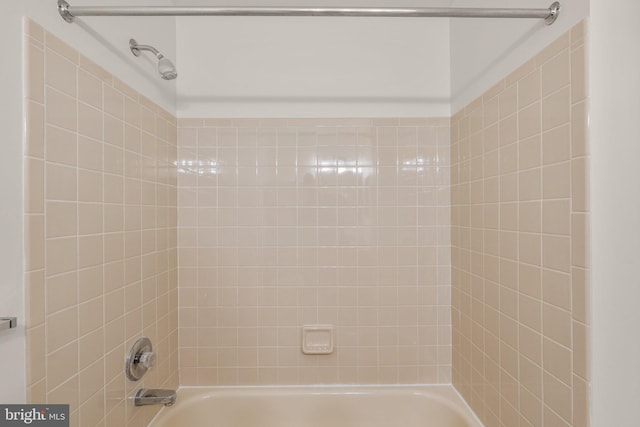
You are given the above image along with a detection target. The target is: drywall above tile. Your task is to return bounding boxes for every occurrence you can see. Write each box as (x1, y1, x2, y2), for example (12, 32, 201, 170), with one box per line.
(176, 16, 451, 117)
(18, 0, 178, 113)
(450, 0, 589, 112)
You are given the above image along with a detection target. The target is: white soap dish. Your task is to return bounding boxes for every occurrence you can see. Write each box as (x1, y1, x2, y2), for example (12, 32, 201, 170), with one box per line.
(302, 325, 334, 355)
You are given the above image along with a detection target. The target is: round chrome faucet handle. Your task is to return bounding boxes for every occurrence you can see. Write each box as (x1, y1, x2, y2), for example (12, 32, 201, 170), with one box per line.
(126, 337, 154, 381)
(137, 351, 156, 369)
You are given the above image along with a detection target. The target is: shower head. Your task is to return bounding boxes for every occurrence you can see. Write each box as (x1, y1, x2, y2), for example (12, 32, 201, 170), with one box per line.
(130, 38, 177, 80)
(157, 57, 178, 80)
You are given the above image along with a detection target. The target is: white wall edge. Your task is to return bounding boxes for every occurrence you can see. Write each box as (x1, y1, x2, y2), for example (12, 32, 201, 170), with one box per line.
(589, 0, 640, 424)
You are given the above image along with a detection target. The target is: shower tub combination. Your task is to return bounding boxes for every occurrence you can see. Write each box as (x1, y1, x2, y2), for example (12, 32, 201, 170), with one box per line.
(49, 3, 564, 427)
(147, 385, 482, 427)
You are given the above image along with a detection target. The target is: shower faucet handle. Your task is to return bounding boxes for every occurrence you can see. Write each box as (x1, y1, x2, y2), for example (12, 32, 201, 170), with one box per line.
(126, 337, 155, 381)
(136, 351, 156, 370)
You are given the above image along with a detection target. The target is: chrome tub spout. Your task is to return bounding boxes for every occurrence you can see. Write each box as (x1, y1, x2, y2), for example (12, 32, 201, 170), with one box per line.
(134, 388, 177, 407)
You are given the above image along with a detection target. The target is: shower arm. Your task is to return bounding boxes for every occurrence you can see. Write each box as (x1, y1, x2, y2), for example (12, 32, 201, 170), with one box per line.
(130, 40, 163, 59)
(58, 0, 561, 25)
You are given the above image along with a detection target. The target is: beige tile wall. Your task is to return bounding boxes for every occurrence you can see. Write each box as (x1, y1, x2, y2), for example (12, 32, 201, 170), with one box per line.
(177, 118, 452, 385)
(450, 23, 589, 426)
(24, 20, 179, 427)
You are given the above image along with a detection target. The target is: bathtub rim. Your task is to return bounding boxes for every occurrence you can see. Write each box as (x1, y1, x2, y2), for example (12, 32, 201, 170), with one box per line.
(147, 384, 483, 427)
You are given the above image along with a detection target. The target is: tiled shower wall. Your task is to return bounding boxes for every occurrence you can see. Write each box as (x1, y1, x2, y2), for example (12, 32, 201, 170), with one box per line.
(451, 23, 589, 427)
(24, 20, 178, 427)
(22, 12, 592, 427)
(177, 118, 451, 385)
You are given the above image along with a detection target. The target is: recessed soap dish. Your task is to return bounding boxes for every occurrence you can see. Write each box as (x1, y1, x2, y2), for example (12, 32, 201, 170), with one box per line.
(302, 325, 334, 355)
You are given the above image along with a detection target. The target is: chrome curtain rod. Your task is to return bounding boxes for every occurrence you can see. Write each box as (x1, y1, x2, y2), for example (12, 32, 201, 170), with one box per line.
(58, 0, 561, 25)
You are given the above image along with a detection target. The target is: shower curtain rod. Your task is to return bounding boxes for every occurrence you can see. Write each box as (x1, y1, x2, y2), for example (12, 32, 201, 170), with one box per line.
(58, 0, 561, 25)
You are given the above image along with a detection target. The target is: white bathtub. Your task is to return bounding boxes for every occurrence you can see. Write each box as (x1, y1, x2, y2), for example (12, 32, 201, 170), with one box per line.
(147, 385, 483, 427)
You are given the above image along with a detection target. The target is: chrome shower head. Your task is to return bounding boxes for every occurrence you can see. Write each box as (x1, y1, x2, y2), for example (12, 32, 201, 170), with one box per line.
(130, 38, 177, 80)
(157, 56, 178, 80)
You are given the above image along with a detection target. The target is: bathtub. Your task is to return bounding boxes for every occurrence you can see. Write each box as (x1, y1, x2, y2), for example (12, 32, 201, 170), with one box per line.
(147, 385, 483, 427)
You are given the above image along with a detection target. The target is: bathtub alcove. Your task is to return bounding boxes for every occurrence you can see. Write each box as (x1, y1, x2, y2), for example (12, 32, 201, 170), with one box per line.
(19, 1, 590, 426)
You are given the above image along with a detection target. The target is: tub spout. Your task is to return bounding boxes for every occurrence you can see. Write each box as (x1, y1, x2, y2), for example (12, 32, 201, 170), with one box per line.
(134, 388, 177, 407)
